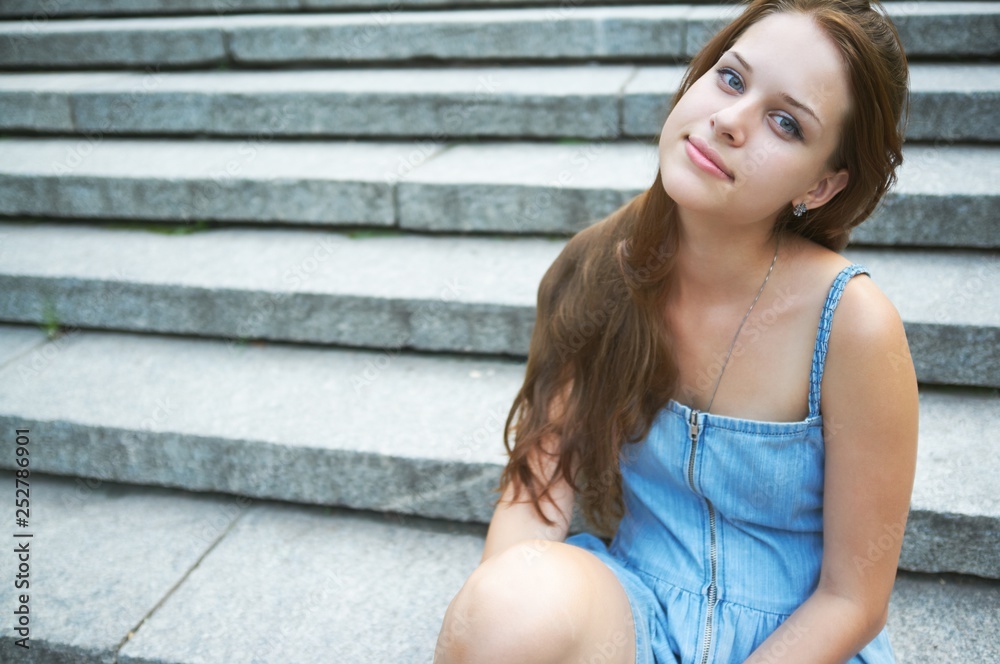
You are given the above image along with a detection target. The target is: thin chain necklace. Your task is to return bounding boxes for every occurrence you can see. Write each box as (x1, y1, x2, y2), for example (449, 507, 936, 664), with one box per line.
(703, 233, 781, 413)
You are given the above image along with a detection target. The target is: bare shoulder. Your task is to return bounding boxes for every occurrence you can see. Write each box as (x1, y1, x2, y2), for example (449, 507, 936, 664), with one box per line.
(797, 239, 920, 476)
(786, 233, 898, 323)
(828, 264, 906, 356)
(782, 233, 910, 369)
(816, 249, 918, 423)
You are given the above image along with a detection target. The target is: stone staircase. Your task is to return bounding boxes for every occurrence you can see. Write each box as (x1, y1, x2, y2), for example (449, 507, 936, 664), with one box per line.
(0, 0, 997, 661)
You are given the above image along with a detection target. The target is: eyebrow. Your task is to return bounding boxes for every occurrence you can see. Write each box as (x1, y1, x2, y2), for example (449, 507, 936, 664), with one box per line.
(729, 50, 823, 128)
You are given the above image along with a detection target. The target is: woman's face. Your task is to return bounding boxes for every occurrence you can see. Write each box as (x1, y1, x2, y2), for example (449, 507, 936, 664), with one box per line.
(659, 11, 852, 223)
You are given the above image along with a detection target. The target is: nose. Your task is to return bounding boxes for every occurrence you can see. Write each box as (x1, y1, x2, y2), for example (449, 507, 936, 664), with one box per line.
(711, 98, 749, 146)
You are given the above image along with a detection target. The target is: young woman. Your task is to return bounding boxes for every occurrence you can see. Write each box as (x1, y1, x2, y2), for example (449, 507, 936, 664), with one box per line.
(436, 0, 917, 662)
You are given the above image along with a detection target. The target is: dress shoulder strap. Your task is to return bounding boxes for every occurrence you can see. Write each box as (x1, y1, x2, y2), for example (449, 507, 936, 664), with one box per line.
(808, 264, 871, 419)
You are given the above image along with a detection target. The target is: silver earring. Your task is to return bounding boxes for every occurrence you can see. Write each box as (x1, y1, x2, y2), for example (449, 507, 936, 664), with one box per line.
(793, 202, 807, 217)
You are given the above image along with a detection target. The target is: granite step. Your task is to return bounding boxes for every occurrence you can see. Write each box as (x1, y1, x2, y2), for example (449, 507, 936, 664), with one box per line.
(0, 1, 993, 659)
(0, 323, 996, 579)
(0, 138, 995, 249)
(0, 0, 986, 21)
(0, 472, 996, 662)
(0, 472, 485, 663)
(0, 221, 996, 387)
(0, 3, 995, 70)
(0, 63, 996, 141)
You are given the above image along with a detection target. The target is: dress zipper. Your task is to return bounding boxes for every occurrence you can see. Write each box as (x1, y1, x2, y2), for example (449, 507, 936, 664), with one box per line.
(688, 408, 718, 664)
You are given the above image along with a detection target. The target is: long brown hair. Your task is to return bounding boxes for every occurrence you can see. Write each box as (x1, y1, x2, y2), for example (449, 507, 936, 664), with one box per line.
(493, 0, 909, 539)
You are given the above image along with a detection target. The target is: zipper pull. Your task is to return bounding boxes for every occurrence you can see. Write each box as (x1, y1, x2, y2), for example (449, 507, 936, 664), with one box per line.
(686, 408, 702, 493)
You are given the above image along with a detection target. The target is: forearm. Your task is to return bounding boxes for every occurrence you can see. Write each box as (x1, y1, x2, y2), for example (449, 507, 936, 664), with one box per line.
(742, 590, 884, 664)
(480, 490, 570, 565)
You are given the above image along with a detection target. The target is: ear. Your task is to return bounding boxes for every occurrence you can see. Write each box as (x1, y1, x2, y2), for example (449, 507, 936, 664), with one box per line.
(801, 167, 849, 210)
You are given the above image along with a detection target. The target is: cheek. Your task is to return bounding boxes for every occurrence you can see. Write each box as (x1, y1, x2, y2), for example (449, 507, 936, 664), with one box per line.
(659, 101, 702, 159)
(733, 132, 819, 188)
(669, 95, 707, 127)
(731, 137, 786, 180)
(662, 81, 716, 131)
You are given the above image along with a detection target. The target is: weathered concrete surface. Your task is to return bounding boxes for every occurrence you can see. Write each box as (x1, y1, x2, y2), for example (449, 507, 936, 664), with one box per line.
(0, 324, 995, 578)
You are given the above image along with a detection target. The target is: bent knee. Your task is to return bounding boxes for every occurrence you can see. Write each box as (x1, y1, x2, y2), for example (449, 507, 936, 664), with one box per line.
(436, 540, 594, 661)
(466, 540, 585, 612)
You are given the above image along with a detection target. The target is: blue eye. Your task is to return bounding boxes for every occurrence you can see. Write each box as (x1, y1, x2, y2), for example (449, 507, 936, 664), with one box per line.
(774, 114, 803, 139)
(715, 66, 805, 140)
(717, 67, 744, 92)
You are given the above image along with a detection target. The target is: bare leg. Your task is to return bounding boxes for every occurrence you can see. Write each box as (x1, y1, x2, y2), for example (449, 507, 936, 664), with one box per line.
(434, 539, 637, 664)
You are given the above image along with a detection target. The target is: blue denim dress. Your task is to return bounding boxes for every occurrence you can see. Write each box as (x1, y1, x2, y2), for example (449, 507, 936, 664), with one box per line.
(564, 265, 897, 664)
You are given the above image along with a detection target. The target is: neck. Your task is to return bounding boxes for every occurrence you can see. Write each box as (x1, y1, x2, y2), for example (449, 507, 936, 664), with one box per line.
(670, 207, 782, 306)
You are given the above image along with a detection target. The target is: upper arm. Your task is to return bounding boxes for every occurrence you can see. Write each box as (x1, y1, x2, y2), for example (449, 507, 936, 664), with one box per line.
(816, 274, 919, 628)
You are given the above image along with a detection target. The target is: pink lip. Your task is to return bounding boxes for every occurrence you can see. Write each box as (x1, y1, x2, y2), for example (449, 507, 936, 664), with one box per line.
(685, 136, 733, 180)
